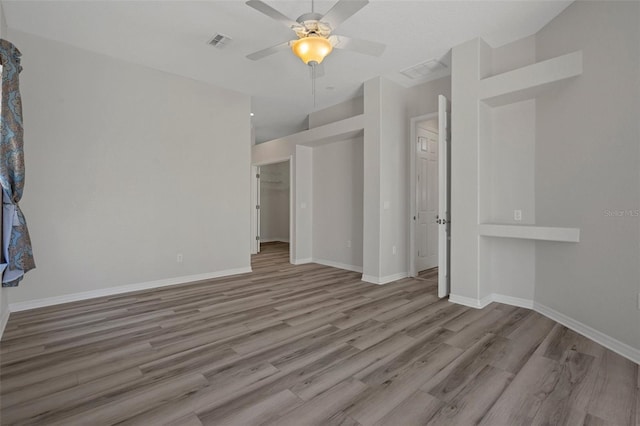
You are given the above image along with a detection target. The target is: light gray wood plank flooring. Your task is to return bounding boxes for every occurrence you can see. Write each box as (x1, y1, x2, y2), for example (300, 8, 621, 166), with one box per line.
(1, 242, 638, 425)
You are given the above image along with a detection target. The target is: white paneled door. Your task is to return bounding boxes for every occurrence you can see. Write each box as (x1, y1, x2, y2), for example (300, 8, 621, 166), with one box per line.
(416, 129, 439, 272)
(437, 95, 450, 298)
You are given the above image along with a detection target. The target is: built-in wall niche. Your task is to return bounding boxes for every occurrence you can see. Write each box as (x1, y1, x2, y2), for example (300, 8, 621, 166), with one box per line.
(479, 99, 536, 226)
(478, 50, 583, 244)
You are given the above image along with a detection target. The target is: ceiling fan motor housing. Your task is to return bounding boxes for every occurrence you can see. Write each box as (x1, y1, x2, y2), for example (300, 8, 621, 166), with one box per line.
(294, 13, 332, 38)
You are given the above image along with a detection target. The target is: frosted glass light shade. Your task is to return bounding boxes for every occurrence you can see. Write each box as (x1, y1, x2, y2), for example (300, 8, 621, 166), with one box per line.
(291, 36, 333, 65)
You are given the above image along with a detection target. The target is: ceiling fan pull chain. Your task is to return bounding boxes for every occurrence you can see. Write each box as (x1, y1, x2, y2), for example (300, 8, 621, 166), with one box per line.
(312, 64, 317, 107)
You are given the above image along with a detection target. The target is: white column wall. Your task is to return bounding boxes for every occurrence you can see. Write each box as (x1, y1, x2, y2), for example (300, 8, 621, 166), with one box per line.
(294, 145, 313, 263)
(312, 138, 364, 271)
(450, 39, 482, 301)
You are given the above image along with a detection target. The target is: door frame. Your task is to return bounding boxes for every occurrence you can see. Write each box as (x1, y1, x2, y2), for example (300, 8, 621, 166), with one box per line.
(250, 156, 294, 264)
(408, 112, 438, 278)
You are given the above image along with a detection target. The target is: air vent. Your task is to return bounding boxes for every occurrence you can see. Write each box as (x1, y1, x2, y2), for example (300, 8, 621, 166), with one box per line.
(208, 33, 232, 49)
(400, 59, 448, 80)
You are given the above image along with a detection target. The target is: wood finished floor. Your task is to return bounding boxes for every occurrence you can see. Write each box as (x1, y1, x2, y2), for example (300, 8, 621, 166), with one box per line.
(1, 242, 638, 425)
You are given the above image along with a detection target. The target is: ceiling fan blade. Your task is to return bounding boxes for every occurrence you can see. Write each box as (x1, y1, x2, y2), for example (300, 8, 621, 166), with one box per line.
(329, 35, 385, 57)
(247, 41, 292, 61)
(246, 0, 300, 29)
(321, 0, 368, 30)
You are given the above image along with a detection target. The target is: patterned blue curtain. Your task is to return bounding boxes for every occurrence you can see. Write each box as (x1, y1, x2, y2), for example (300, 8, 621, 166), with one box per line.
(0, 39, 34, 287)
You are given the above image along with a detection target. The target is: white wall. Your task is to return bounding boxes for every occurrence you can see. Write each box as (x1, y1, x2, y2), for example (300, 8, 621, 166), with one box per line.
(534, 1, 640, 350)
(449, 2, 640, 359)
(406, 76, 451, 119)
(452, 35, 540, 304)
(486, 100, 536, 224)
(363, 76, 451, 283)
(363, 78, 383, 280)
(450, 38, 484, 301)
(9, 30, 251, 305)
(312, 137, 364, 270)
(379, 79, 410, 280)
(253, 137, 295, 166)
(483, 99, 536, 300)
(294, 145, 313, 262)
(308, 97, 363, 129)
(490, 35, 536, 76)
(260, 161, 289, 242)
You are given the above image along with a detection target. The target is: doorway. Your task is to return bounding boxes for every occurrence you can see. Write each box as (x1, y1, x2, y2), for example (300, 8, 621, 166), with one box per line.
(408, 95, 451, 298)
(251, 159, 293, 260)
(416, 122, 439, 273)
(414, 117, 439, 276)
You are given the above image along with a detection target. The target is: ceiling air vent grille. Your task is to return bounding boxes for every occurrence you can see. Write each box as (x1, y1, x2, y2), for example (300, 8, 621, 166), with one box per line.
(400, 59, 448, 80)
(208, 33, 232, 48)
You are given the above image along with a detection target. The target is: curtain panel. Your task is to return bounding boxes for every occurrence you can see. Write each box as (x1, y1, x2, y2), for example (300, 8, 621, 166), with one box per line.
(0, 39, 35, 287)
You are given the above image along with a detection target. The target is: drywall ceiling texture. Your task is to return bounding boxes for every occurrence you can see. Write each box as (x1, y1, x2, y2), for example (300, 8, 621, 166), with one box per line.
(534, 1, 640, 351)
(10, 30, 251, 304)
(0, 1, 572, 143)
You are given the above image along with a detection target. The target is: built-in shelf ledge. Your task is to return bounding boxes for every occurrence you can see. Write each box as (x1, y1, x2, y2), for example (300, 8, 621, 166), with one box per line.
(479, 224, 580, 242)
(479, 51, 583, 107)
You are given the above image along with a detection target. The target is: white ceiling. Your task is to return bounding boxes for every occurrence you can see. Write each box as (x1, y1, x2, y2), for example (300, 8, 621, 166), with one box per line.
(2, 0, 571, 142)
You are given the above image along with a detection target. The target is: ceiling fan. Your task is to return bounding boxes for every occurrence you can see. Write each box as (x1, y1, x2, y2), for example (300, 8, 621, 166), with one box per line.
(245, 0, 386, 66)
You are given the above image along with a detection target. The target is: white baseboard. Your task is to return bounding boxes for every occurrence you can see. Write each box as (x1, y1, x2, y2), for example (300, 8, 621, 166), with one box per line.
(534, 302, 640, 365)
(361, 272, 408, 285)
(448, 293, 639, 365)
(293, 258, 313, 265)
(449, 293, 493, 309)
(491, 293, 535, 309)
(9, 267, 252, 312)
(312, 258, 363, 273)
(260, 238, 290, 243)
(450, 293, 533, 309)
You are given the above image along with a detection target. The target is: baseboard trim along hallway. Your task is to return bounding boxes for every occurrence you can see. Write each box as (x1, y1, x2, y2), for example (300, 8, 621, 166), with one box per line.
(9, 267, 253, 312)
(449, 292, 640, 365)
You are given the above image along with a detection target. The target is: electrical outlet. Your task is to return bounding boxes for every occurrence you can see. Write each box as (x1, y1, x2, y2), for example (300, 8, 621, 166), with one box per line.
(347, 240, 352, 248)
(392, 246, 397, 255)
(514, 210, 522, 221)
(177, 253, 183, 263)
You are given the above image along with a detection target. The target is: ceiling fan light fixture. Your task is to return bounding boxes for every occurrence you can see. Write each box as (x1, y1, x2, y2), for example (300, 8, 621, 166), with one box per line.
(291, 35, 333, 65)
